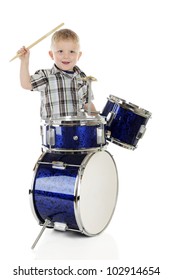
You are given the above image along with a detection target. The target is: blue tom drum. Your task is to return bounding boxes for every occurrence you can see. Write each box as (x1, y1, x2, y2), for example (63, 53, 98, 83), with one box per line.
(102, 95, 152, 150)
(41, 115, 106, 151)
(30, 150, 118, 236)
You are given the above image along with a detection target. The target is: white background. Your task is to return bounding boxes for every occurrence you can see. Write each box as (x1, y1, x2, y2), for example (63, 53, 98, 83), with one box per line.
(1, 0, 173, 279)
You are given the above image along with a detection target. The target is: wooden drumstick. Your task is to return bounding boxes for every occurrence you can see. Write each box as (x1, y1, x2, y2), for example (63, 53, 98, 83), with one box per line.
(9, 22, 64, 62)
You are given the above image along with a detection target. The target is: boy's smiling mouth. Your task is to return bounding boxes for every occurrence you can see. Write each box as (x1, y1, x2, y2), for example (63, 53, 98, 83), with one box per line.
(62, 61, 70, 64)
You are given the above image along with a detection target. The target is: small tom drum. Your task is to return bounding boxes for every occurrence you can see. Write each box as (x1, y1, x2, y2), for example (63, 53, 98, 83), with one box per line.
(102, 95, 152, 150)
(41, 115, 106, 152)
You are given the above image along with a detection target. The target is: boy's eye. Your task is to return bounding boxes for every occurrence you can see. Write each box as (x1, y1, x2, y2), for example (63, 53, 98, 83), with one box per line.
(56, 50, 76, 54)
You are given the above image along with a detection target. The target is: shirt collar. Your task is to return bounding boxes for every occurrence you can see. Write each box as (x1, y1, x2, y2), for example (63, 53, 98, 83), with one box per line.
(50, 64, 86, 79)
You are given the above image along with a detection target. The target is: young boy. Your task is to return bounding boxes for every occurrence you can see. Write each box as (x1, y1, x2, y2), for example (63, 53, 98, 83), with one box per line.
(18, 28, 96, 120)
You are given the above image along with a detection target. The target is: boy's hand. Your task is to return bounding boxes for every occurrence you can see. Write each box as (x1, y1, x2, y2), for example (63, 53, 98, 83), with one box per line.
(17, 46, 30, 60)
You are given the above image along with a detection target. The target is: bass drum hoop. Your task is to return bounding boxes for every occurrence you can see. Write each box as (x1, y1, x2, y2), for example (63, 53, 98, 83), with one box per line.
(74, 150, 118, 236)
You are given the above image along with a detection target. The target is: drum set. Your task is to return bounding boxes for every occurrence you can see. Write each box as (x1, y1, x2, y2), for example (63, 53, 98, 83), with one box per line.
(29, 80, 152, 249)
(9, 23, 152, 249)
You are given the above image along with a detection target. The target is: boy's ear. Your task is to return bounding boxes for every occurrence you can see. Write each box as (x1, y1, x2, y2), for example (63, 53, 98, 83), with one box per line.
(49, 50, 54, 60)
(78, 51, 82, 60)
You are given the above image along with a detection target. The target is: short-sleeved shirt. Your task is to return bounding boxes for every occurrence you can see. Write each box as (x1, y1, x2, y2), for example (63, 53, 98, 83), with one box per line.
(30, 64, 93, 120)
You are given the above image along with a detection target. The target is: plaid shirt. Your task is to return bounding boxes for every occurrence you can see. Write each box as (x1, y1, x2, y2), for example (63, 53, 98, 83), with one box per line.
(30, 65, 93, 120)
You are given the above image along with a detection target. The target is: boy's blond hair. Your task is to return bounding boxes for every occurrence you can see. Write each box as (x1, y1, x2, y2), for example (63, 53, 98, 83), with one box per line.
(51, 28, 80, 48)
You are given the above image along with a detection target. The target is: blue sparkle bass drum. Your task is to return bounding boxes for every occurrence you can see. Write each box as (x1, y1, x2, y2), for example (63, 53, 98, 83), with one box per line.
(30, 150, 118, 236)
(40, 115, 106, 152)
(102, 95, 152, 150)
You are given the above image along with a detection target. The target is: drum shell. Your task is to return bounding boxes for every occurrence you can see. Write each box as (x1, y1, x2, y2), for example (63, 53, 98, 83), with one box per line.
(41, 121, 106, 151)
(31, 152, 84, 230)
(102, 98, 151, 149)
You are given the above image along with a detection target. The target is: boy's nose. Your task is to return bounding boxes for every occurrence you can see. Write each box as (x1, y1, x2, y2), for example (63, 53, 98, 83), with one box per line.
(63, 52, 69, 59)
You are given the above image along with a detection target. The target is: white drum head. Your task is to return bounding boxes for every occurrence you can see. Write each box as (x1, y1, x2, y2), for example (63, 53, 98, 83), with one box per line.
(75, 150, 118, 236)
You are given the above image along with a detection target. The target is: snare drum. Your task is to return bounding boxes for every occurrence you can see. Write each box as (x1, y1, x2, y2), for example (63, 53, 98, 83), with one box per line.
(41, 115, 106, 151)
(30, 150, 118, 236)
(102, 95, 152, 150)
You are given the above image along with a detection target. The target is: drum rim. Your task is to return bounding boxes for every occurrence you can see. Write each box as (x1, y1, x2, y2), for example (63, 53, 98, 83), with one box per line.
(108, 95, 152, 118)
(109, 94, 126, 104)
(42, 115, 106, 126)
(42, 145, 107, 153)
(74, 150, 119, 236)
(107, 137, 136, 150)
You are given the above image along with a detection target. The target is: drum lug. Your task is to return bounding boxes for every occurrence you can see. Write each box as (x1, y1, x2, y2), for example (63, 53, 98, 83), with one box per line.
(46, 127, 55, 146)
(97, 125, 105, 144)
(106, 130, 111, 138)
(107, 112, 116, 126)
(52, 161, 66, 170)
(54, 222, 68, 232)
(136, 125, 146, 139)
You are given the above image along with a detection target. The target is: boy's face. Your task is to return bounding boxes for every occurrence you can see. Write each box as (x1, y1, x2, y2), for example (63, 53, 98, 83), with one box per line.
(49, 39, 82, 71)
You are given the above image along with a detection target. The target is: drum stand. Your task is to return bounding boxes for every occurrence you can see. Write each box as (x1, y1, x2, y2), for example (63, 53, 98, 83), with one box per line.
(31, 219, 51, 249)
(31, 220, 80, 249)
(82, 76, 97, 115)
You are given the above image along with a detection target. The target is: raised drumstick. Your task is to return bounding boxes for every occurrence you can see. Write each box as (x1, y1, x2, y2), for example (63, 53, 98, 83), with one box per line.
(9, 22, 64, 62)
